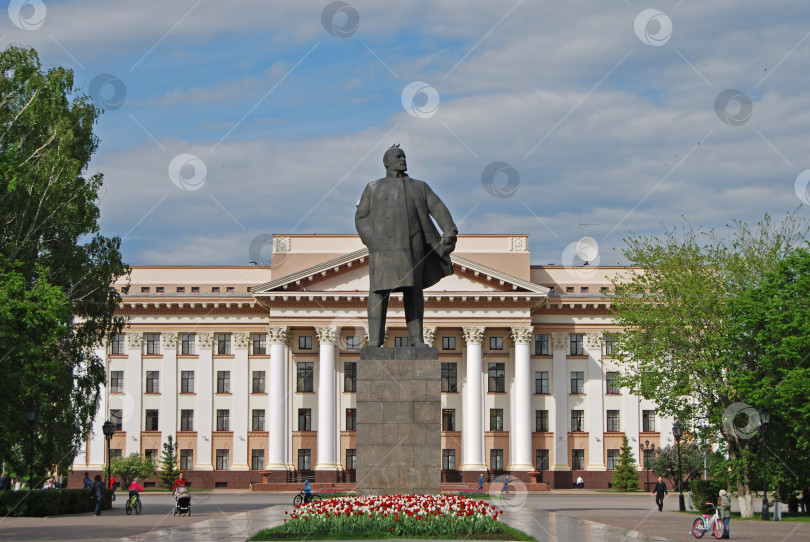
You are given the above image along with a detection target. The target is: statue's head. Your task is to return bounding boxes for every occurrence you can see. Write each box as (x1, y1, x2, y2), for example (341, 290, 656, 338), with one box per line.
(383, 144, 407, 173)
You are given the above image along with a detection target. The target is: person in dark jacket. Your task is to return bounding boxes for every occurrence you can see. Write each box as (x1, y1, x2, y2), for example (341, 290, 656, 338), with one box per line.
(91, 475, 104, 516)
(83, 472, 93, 489)
(652, 476, 668, 511)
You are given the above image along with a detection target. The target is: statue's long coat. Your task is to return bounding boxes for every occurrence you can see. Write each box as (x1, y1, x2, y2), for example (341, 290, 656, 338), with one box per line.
(355, 173, 457, 292)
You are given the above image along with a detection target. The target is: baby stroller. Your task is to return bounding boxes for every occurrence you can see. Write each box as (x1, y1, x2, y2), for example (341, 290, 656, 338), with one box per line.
(173, 485, 191, 516)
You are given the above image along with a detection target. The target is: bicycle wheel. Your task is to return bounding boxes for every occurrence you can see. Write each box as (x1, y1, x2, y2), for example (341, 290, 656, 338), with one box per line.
(311, 494, 322, 503)
(135, 499, 142, 515)
(293, 494, 303, 506)
(712, 519, 724, 539)
(125, 500, 132, 515)
(691, 517, 706, 538)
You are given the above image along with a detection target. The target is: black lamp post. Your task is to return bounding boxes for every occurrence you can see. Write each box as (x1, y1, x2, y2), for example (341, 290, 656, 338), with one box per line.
(759, 409, 770, 521)
(673, 421, 686, 512)
(26, 403, 39, 515)
(102, 420, 116, 495)
(642, 440, 656, 492)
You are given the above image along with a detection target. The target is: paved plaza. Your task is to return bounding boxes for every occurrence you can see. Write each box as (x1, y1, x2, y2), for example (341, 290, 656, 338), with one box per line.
(0, 490, 808, 541)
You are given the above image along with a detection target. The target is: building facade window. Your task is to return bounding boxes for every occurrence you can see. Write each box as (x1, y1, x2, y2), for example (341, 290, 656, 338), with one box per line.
(442, 449, 456, 470)
(394, 336, 407, 347)
(298, 449, 311, 470)
(489, 336, 504, 350)
(251, 371, 265, 393)
(181, 333, 195, 355)
(570, 333, 584, 355)
(110, 371, 124, 393)
(111, 333, 125, 354)
(604, 334, 617, 356)
(180, 409, 194, 431)
(346, 408, 356, 431)
(535, 371, 549, 394)
(180, 449, 193, 470)
(297, 362, 314, 392)
(110, 449, 122, 461)
(252, 333, 266, 355)
(110, 409, 122, 431)
(144, 449, 158, 461)
(490, 408, 504, 431)
(442, 409, 455, 431)
(145, 409, 159, 431)
(252, 409, 265, 431)
(442, 336, 456, 350)
(298, 335, 312, 350)
(346, 449, 356, 470)
(441, 362, 457, 392)
(216, 409, 230, 431)
(572, 449, 585, 470)
(146, 333, 161, 355)
(181, 370, 194, 393)
(216, 449, 229, 470)
(535, 333, 549, 355)
(488, 363, 505, 393)
(643, 449, 655, 471)
(251, 449, 265, 470)
(346, 336, 360, 349)
(344, 362, 356, 392)
(536, 449, 549, 471)
(607, 449, 620, 470)
(571, 410, 584, 432)
(642, 410, 656, 432)
(491, 449, 504, 470)
(606, 371, 620, 394)
(217, 370, 231, 393)
(217, 333, 231, 355)
(298, 408, 311, 431)
(145, 371, 159, 393)
(535, 410, 549, 432)
(606, 410, 620, 432)
(570, 371, 584, 394)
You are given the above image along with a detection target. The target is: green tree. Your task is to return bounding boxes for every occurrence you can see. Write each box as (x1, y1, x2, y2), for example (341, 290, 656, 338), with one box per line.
(110, 453, 156, 490)
(0, 45, 128, 480)
(612, 435, 640, 491)
(650, 443, 707, 493)
(158, 436, 180, 489)
(609, 213, 808, 517)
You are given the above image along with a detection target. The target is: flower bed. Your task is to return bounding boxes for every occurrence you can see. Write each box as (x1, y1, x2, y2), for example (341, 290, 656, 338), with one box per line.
(251, 494, 532, 540)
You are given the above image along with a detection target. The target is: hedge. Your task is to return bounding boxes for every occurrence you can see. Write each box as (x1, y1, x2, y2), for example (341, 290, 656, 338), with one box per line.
(690, 479, 727, 514)
(0, 488, 112, 517)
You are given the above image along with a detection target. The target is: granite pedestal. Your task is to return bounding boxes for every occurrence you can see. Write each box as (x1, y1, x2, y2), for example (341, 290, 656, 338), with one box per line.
(356, 346, 441, 496)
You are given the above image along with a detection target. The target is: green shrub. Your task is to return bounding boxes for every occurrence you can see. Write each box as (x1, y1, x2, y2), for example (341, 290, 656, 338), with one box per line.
(0, 488, 112, 517)
(690, 479, 726, 514)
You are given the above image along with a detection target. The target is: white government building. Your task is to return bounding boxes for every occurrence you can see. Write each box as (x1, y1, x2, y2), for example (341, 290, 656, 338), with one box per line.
(73, 234, 673, 489)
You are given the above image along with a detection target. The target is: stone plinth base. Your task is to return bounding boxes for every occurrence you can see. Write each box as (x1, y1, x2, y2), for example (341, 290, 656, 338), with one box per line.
(356, 347, 440, 496)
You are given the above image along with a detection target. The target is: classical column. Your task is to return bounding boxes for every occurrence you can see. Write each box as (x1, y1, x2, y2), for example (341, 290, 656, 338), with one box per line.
(509, 326, 534, 472)
(231, 331, 251, 470)
(196, 332, 214, 470)
(585, 332, 606, 471)
(266, 326, 290, 477)
(124, 332, 144, 457)
(550, 332, 569, 472)
(160, 332, 178, 439)
(315, 326, 340, 481)
(460, 326, 486, 476)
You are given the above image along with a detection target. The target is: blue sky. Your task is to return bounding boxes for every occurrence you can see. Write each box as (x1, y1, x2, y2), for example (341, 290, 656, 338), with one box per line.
(4, 0, 810, 267)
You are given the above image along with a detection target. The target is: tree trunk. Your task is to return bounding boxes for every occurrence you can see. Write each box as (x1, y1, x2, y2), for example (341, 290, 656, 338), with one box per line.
(737, 480, 754, 518)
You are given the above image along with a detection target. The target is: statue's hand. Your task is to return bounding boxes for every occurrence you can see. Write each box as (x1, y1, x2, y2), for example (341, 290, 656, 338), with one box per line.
(435, 233, 456, 257)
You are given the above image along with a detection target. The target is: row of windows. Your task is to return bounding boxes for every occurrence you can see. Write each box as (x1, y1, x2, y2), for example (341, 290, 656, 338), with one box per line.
(442, 448, 627, 472)
(112, 333, 619, 357)
(134, 286, 238, 294)
(439, 408, 656, 433)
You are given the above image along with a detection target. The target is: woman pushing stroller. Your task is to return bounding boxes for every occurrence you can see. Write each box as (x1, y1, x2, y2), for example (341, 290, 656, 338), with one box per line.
(173, 473, 191, 516)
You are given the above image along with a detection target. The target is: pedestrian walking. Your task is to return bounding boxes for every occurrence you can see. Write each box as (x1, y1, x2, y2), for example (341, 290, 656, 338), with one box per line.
(652, 476, 668, 511)
(576, 476, 584, 490)
(478, 473, 484, 491)
(91, 475, 104, 516)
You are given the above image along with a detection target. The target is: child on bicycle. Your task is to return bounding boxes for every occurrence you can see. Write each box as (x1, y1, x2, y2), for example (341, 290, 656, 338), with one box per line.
(304, 480, 312, 503)
(128, 478, 144, 502)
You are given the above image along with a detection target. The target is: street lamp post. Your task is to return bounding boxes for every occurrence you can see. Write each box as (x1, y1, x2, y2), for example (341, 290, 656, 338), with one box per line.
(642, 440, 656, 492)
(673, 421, 686, 512)
(102, 420, 116, 496)
(25, 403, 39, 515)
(760, 410, 770, 521)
